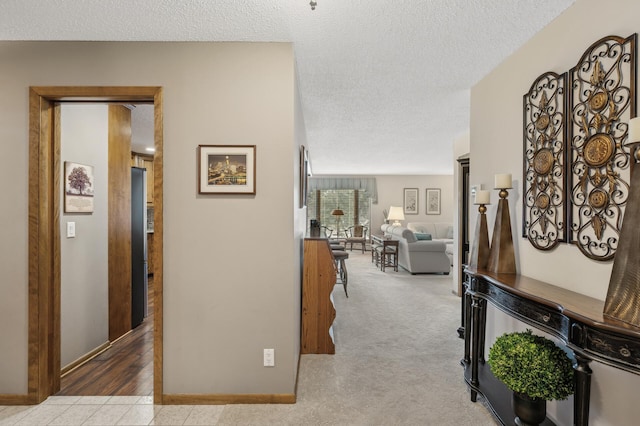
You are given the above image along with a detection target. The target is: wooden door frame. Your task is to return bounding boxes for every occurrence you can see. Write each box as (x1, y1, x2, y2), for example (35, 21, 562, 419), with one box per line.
(456, 154, 470, 297)
(28, 86, 164, 404)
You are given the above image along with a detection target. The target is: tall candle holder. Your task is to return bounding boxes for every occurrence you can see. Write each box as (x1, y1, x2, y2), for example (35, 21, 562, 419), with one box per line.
(468, 190, 491, 270)
(487, 175, 517, 274)
(604, 119, 640, 327)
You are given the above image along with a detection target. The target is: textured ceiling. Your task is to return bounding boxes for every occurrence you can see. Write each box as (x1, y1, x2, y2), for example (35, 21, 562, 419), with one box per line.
(1, 0, 575, 175)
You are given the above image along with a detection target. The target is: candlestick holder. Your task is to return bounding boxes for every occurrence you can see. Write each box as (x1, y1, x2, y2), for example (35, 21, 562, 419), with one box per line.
(604, 142, 640, 327)
(487, 188, 517, 274)
(468, 203, 490, 270)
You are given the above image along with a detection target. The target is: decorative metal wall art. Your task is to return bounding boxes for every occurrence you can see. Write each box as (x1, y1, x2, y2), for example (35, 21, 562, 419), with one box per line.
(523, 72, 567, 250)
(568, 34, 636, 261)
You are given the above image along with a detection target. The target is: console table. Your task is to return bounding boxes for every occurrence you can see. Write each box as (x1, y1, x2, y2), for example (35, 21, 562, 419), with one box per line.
(462, 268, 640, 426)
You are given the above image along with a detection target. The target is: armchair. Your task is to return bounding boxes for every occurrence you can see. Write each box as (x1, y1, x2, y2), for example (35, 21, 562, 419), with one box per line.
(320, 225, 334, 239)
(345, 225, 368, 253)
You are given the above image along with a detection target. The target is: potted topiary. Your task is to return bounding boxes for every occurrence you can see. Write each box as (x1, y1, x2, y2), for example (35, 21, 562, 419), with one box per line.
(488, 329, 574, 426)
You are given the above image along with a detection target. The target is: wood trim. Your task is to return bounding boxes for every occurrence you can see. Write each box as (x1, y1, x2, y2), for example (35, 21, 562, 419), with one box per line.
(60, 342, 111, 376)
(152, 89, 164, 404)
(51, 105, 62, 394)
(27, 86, 163, 405)
(28, 88, 54, 403)
(0, 395, 31, 405)
(163, 394, 296, 405)
(30, 86, 160, 101)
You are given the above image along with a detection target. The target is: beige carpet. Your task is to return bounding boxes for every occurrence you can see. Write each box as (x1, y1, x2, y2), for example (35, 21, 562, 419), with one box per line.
(217, 250, 498, 425)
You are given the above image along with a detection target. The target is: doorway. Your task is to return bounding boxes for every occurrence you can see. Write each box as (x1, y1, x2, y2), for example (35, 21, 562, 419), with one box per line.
(458, 153, 470, 289)
(55, 103, 155, 396)
(27, 87, 164, 404)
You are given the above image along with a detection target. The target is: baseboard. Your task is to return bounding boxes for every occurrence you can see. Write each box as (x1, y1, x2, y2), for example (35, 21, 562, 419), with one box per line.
(61, 341, 111, 377)
(163, 393, 296, 405)
(0, 394, 31, 405)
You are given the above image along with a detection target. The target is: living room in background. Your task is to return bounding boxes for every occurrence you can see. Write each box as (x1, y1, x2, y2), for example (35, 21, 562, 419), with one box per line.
(307, 189, 371, 238)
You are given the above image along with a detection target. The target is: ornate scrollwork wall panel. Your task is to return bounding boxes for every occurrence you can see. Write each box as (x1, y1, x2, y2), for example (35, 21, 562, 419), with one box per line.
(568, 34, 637, 261)
(523, 72, 567, 250)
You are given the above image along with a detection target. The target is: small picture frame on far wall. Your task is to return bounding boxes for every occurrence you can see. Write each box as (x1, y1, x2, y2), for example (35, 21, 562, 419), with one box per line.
(426, 188, 441, 215)
(403, 188, 419, 215)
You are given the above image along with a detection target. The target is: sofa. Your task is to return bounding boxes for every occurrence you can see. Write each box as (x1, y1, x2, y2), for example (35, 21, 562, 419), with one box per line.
(380, 224, 450, 274)
(406, 222, 454, 265)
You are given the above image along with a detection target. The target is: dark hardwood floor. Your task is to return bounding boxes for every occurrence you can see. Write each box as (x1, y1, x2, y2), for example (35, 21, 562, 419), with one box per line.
(57, 277, 154, 396)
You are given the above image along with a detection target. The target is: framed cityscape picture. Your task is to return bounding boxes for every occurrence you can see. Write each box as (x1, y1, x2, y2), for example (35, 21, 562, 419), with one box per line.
(426, 188, 441, 215)
(403, 188, 419, 214)
(198, 145, 256, 194)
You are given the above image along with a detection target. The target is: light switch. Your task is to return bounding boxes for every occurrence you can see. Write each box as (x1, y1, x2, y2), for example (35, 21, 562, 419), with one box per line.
(66, 222, 76, 238)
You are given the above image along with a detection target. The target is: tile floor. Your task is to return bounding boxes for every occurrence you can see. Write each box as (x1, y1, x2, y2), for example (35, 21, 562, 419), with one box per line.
(0, 396, 224, 425)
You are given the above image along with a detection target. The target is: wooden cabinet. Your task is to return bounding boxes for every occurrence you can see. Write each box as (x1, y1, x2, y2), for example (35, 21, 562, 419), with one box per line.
(301, 238, 337, 354)
(131, 153, 154, 205)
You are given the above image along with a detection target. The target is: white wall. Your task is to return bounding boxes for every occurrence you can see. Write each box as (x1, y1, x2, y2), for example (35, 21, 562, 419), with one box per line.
(60, 104, 110, 368)
(372, 175, 454, 235)
(471, 0, 640, 423)
(0, 41, 299, 396)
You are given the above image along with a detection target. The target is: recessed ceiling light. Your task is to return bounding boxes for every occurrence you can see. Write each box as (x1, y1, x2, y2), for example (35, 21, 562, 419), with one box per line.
(145, 147, 156, 153)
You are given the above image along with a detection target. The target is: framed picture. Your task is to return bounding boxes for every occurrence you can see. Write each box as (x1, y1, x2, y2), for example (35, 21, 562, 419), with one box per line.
(403, 188, 419, 215)
(64, 161, 95, 213)
(426, 188, 441, 215)
(198, 145, 256, 194)
(300, 145, 309, 208)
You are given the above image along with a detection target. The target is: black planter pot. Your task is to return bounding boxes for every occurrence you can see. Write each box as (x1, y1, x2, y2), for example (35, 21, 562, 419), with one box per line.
(512, 392, 546, 426)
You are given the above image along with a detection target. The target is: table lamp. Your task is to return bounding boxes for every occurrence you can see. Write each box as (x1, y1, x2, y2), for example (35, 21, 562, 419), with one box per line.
(331, 208, 344, 238)
(387, 206, 405, 226)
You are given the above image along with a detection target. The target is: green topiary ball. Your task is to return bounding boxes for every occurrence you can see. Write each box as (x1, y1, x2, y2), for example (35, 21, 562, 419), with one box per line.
(488, 329, 575, 401)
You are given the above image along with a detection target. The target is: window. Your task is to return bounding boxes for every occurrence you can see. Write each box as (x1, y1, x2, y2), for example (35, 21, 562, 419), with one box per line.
(307, 189, 371, 237)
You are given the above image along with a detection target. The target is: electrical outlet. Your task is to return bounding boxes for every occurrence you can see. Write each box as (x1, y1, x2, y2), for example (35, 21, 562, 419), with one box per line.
(263, 348, 275, 367)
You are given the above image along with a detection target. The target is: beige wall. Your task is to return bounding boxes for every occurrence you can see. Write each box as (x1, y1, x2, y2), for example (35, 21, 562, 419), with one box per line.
(471, 0, 640, 423)
(372, 175, 454, 235)
(0, 41, 301, 396)
(60, 104, 110, 368)
(292, 63, 307, 379)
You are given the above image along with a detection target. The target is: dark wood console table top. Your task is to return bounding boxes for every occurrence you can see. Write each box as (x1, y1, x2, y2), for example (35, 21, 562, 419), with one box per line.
(462, 268, 640, 426)
(477, 269, 640, 336)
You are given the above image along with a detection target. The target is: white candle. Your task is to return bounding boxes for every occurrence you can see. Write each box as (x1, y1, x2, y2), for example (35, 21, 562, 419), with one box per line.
(495, 173, 512, 189)
(474, 190, 490, 205)
(629, 117, 640, 143)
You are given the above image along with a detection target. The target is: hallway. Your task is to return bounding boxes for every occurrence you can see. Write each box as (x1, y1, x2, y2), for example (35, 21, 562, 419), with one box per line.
(1, 253, 496, 425)
(57, 279, 154, 396)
